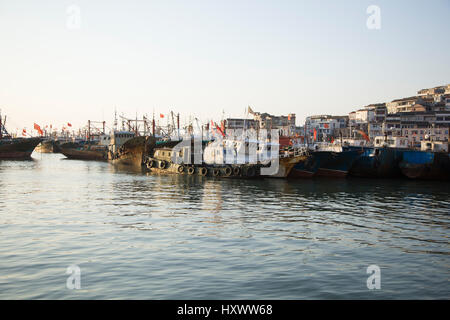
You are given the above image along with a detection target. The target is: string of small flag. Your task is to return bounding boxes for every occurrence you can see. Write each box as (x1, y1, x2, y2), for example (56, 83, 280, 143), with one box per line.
(24, 122, 73, 136)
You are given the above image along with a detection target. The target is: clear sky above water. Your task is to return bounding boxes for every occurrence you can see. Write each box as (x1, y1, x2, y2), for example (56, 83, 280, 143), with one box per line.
(0, 0, 449, 133)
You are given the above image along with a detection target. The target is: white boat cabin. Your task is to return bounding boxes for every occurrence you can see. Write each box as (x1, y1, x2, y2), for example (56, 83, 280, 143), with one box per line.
(420, 141, 449, 152)
(373, 136, 409, 148)
(339, 139, 371, 147)
(108, 131, 136, 153)
(203, 139, 279, 165)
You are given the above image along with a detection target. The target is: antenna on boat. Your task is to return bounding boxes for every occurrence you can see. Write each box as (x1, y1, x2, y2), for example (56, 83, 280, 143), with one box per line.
(113, 108, 118, 130)
(177, 113, 180, 140)
(0, 108, 2, 140)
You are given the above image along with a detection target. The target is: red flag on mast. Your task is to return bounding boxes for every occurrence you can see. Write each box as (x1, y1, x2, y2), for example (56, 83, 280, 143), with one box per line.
(357, 130, 370, 142)
(34, 123, 43, 136)
(215, 122, 225, 137)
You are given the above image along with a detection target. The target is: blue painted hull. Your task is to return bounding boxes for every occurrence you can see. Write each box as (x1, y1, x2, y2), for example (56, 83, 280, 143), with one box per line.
(399, 150, 450, 180)
(349, 147, 404, 178)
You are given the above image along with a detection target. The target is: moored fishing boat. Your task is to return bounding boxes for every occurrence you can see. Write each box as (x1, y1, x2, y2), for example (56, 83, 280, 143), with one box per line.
(203, 137, 306, 178)
(348, 136, 409, 178)
(144, 136, 307, 178)
(315, 149, 362, 178)
(110, 135, 158, 167)
(57, 142, 108, 161)
(289, 153, 320, 178)
(289, 143, 362, 178)
(35, 140, 57, 153)
(145, 146, 263, 178)
(399, 141, 450, 180)
(54, 120, 113, 161)
(0, 111, 42, 159)
(0, 137, 42, 159)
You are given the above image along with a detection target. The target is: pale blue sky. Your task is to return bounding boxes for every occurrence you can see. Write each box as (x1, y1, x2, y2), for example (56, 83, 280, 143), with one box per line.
(0, 0, 449, 132)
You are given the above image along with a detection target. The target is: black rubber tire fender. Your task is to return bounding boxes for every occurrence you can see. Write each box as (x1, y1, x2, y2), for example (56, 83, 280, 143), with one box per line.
(224, 166, 232, 177)
(159, 160, 167, 169)
(246, 166, 256, 177)
(199, 167, 208, 176)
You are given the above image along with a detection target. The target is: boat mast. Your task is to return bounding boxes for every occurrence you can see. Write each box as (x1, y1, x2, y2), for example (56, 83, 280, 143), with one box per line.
(152, 111, 155, 137)
(135, 113, 138, 136)
(113, 109, 118, 131)
(171, 111, 176, 139)
(88, 120, 91, 143)
(177, 113, 180, 140)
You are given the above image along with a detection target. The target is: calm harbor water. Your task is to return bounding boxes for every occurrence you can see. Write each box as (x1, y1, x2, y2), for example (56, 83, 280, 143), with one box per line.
(0, 153, 449, 299)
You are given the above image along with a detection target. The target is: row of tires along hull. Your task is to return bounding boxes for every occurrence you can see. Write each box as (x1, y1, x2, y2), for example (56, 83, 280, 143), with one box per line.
(144, 158, 261, 178)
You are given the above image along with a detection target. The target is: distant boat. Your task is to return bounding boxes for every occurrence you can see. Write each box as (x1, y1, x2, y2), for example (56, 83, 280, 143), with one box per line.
(399, 141, 450, 180)
(56, 141, 108, 161)
(55, 131, 112, 161)
(35, 140, 57, 153)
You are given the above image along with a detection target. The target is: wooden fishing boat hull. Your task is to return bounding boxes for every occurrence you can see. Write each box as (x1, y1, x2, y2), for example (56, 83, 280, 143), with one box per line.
(0, 138, 42, 159)
(60, 147, 107, 161)
(35, 140, 57, 153)
(264, 154, 308, 178)
(110, 136, 157, 167)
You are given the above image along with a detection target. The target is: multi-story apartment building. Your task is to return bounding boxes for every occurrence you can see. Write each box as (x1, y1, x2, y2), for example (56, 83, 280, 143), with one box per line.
(251, 112, 297, 136)
(383, 111, 450, 144)
(305, 115, 348, 141)
(224, 111, 297, 136)
(346, 85, 450, 143)
(386, 96, 427, 113)
(386, 85, 450, 114)
(417, 84, 449, 96)
(347, 104, 387, 139)
(224, 118, 258, 130)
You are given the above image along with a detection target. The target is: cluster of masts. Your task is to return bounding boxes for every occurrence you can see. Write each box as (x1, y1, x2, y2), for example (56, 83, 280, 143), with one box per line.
(100, 111, 225, 141)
